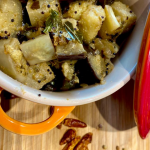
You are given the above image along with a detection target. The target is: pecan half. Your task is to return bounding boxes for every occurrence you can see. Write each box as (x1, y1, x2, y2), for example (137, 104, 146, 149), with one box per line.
(74, 145, 88, 150)
(60, 129, 76, 145)
(62, 136, 81, 150)
(63, 118, 87, 128)
(80, 132, 93, 145)
(74, 133, 93, 150)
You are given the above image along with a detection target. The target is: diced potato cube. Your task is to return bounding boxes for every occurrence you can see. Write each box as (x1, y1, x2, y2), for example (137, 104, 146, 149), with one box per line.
(0, 38, 28, 83)
(79, 5, 105, 43)
(94, 38, 119, 58)
(63, 1, 92, 20)
(26, 0, 59, 27)
(98, 5, 122, 40)
(94, 38, 104, 51)
(102, 39, 119, 53)
(25, 62, 55, 89)
(0, 38, 55, 89)
(111, 1, 137, 33)
(62, 60, 79, 83)
(20, 34, 55, 65)
(98, 22, 122, 40)
(0, 0, 22, 37)
(87, 5, 106, 22)
(104, 5, 120, 33)
(62, 60, 76, 80)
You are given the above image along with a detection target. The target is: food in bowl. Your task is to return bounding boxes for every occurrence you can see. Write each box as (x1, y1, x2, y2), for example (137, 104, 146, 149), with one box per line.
(0, 0, 136, 91)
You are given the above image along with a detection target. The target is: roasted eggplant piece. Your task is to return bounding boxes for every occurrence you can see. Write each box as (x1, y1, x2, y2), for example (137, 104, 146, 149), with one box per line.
(87, 51, 106, 83)
(20, 34, 56, 65)
(75, 59, 99, 85)
(0, 38, 55, 90)
(25, 62, 55, 90)
(56, 41, 87, 60)
(60, 78, 79, 91)
(42, 60, 79, 91)
(41, 62, 64, 91)
(0, 38, 28, 83)
(17, 32, 28, 44)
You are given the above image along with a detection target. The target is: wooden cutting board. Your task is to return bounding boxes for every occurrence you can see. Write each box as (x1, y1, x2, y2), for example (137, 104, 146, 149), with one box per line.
(0, 80, 149, 150)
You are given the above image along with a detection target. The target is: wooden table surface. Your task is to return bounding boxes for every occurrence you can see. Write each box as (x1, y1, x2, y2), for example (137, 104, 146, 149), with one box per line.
(0, 79, 149, 150)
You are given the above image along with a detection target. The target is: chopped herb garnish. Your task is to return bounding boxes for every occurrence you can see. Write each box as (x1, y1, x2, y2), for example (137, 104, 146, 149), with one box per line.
(43, 10, 63, 33)
(64, 21, 83, 44)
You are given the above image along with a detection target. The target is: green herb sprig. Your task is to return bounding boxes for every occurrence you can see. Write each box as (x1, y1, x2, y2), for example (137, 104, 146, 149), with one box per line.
(64, 21, 83, 44)
(44, 10, 83, 44)
(44, 10, 63, 33)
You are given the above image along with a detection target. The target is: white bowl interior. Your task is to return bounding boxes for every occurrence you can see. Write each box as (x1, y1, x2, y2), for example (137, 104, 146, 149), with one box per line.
(0, 0, 149, 106)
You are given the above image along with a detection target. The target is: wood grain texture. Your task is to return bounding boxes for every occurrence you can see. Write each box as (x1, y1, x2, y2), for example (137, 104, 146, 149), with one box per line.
(0, 80, 149, 150)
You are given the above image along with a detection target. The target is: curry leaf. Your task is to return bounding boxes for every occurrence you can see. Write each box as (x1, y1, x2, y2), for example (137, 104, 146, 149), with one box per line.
(64, 21, 83, 44)
(44, 10, 63, 33)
